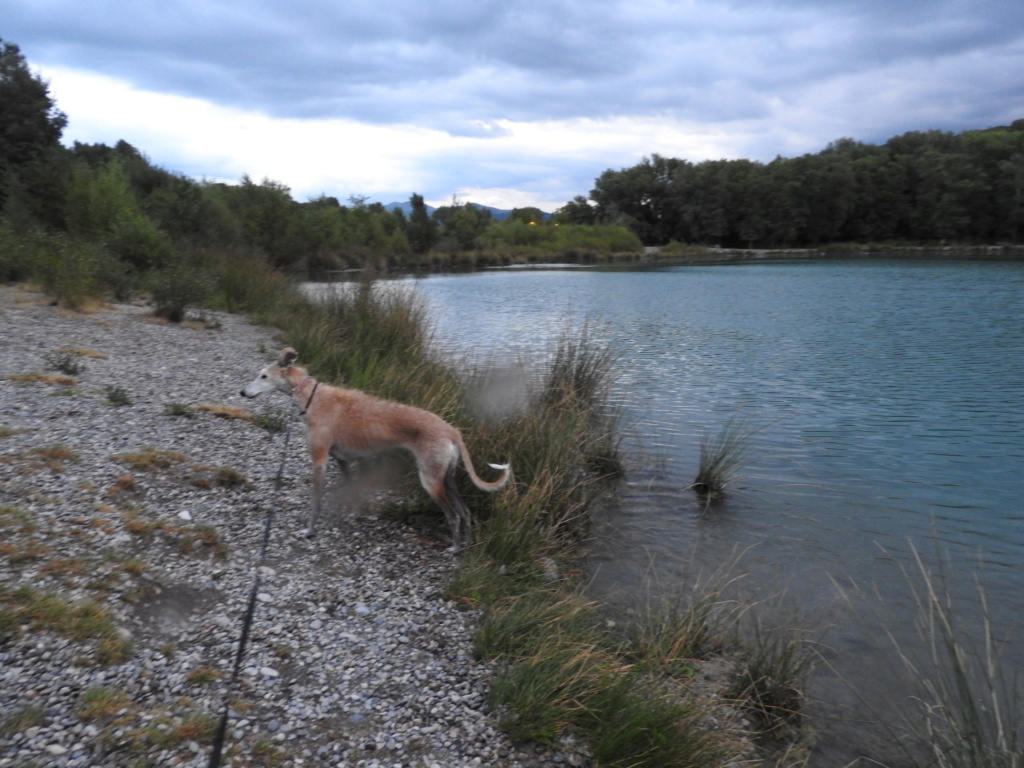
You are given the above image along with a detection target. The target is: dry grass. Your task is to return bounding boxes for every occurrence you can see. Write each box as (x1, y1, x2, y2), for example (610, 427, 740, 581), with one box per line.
(56, 346, 108, 359)
(112, 448, 187, 470)
(195, 403, 255, 422)
(0, 443, 79, 473)
(6, 372, 79, 386)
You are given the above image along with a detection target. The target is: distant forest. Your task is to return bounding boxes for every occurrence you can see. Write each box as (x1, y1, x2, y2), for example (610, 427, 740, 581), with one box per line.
(3, 35, 1023, 301)
(569, 122, 1024, 248)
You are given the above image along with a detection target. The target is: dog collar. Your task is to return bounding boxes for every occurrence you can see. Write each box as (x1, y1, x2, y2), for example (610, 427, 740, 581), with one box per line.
(298, 378, 320, 416)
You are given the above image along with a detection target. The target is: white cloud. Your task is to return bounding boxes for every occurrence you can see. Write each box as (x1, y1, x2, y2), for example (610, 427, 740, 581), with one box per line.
(40, 66, 768, 208)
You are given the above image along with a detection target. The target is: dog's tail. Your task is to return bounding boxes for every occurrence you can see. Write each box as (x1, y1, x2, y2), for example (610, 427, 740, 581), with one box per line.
(456, 437, 511, 492)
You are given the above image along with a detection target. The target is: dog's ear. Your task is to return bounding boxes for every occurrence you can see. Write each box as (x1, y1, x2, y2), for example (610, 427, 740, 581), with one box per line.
(278, 347, 299, 368)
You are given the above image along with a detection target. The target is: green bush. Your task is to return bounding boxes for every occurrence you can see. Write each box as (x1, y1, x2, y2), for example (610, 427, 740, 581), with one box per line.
(30, 232, 108, 309)
(149, 260, 213, 322)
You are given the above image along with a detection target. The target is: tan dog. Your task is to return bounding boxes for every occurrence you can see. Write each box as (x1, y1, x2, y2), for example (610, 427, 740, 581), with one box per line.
(240, 347, 510, 550)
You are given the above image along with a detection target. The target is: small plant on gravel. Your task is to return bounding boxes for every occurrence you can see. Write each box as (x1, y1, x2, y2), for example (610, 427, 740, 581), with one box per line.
(122, 512, 164, 536)
(253, 408, 289, 433)
(107, 474, 138, 496)
(103, 385, 132, 406)
(113, 448, 187, 470)
(58, 346, 108, 359)
(10, 443, 80, 473)
(163, 402, 195, 418)
(0, 704, 47, 736)
(171, 523, 227, 558)
(3, 538, 52, 565)
(146, 711, 219, 746)
(44, 350, 86, 375)
(191, 465, 247, 488)
(0, 585, 132, 664)
(251, 740, 288, 767)
(77, 686, 132, 721)
(116, 556, 148, 575)
(196, 403, 253, 422)
(185, 666, 220, 686)
(39, 557, 89, 580)
(0, 506, 35, 532)
(6, 371, 78, 386)
(215, 465, 246, 486)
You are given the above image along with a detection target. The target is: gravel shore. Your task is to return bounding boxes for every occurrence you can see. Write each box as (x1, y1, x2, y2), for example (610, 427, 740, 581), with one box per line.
(0, 287, 589, 768)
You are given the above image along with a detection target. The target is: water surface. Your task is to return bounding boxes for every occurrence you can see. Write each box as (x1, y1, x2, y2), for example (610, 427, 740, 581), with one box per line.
(368, 260, 1024, 764)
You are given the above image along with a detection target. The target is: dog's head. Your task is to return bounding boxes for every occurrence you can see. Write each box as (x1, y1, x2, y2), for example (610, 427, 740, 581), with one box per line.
(240, 347, 303, 398)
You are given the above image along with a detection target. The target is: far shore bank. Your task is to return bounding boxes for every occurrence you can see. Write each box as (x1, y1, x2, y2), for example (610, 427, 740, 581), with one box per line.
(652, 243, 1024, 265)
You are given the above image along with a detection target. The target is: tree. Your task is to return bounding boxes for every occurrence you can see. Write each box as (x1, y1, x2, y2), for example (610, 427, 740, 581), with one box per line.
(433, 198, 492, 250)
(0, 39, 67, 210)
(555, 195, 598, 225)
(406, 193, 438, 254)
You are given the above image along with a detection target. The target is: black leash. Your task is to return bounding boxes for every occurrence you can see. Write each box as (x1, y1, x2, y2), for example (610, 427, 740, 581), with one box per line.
(208, 414, 299, 767)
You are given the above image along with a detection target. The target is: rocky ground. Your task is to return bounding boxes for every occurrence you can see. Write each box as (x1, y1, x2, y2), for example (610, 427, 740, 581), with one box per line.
(0, 287, 593, 768)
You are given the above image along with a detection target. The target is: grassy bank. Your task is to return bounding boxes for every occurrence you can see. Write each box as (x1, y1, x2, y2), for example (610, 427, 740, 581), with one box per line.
(212, 264, 818, 766)
(3, 247, 815, 764)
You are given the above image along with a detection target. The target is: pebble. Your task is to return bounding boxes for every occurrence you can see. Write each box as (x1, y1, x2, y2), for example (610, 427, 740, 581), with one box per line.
(0, 289, 592, 768)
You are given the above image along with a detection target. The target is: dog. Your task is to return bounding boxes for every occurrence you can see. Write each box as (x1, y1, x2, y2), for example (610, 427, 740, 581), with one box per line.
(240, 347, 510, 550)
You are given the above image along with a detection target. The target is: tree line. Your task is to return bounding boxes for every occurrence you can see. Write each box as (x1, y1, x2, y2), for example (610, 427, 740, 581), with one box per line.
(566, 124, 1024, 247)
(3, 33, 1022, 310)
(0, 37, 638, 290)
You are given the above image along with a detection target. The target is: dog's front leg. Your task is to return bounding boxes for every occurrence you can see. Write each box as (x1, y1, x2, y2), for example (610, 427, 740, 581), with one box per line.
(307, 462, 325, 537)
(305, 443, 329, 538)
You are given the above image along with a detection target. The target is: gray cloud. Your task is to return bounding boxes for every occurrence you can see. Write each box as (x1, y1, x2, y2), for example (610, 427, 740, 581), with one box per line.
(9, 0, 1018, 126)
(5, 0, 1024, 206)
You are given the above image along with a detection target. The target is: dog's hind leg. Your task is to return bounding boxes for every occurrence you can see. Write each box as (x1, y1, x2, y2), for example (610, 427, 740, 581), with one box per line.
(329, 445, 350, 477)
(443, 467, 474, 548)
(419, 452, 471, 552)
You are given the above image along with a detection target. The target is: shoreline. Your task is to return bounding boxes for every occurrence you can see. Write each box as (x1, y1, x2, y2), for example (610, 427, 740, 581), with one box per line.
(0, 287, 589, 768)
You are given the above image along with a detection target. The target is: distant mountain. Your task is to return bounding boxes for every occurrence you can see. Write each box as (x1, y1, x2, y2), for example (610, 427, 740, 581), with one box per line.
(380, 201, 548, 220)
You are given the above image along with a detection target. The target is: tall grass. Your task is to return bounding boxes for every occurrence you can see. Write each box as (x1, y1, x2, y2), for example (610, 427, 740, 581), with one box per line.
(690, 415, 761, 502)
(828, 544, 1023, 768)
(185, 265, 812, 765)
(891, 547, 1022, 768)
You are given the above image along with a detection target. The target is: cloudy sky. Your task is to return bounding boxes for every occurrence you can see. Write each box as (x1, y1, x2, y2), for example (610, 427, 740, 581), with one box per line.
(5, 0, 1024, 211)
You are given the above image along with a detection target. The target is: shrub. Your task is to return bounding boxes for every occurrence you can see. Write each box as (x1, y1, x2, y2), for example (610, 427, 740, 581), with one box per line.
(163, 402, 194, 418)
(104, 385, 132, 406)
(29, 232, 108, 309)
(44, 350, 86, 376)
(149, 260, 212, 322)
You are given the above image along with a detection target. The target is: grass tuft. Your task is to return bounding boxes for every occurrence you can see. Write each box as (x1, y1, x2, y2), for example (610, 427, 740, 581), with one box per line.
(689, 415, 761, 502)
(103, 385, 132, 406)
(728, 617, 814, 738)
(0, 704, 47, 736)
(44, 350, 86, 376)
(196, 403, 254, 422)
(7, 371, 79, 385)
(163, 402, 195, 418)
(0, 585, 132, 664)
(113, 448, 187, 470)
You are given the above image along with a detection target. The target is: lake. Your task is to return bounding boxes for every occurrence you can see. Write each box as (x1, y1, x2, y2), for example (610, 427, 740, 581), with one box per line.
(330, 259, 1024, 765)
